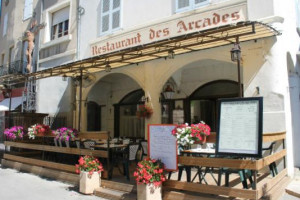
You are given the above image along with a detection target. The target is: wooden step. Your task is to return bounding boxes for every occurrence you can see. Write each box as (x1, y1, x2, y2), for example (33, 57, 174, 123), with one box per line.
(264, 176, 292, 200)
(101, 180, 136, 193)
(1, 159, 79, 184)
(285, 179, 300, 198)
(163, 191, 229, 200)
(94, 187, 136, 200)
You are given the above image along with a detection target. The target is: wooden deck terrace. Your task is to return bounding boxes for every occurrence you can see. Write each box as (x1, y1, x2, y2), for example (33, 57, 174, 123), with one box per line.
(1, 131, 289, 200)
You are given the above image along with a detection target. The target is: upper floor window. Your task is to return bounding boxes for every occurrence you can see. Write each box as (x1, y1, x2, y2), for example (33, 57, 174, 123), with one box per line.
(2, 13, 7, 36)
(176, 0, 209, 13)
(51, 6, 69, 40)
(23, 0, 33, 20)
(100, 0, 121, 35)
(0, 0, 2, 22)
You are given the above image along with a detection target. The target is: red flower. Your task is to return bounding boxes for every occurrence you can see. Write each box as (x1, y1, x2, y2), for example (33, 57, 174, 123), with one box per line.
(133, 158, 165, 187)
(75, 155, 103, 176)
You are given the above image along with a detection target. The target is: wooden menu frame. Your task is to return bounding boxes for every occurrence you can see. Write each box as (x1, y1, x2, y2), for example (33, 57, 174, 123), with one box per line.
(148, 124, 178, 171)
(216, 97, 263, 158)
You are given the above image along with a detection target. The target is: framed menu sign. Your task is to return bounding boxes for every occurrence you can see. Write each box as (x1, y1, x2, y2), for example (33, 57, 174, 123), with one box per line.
(216, 97, 263, 158)
(148, 124, 178, 171)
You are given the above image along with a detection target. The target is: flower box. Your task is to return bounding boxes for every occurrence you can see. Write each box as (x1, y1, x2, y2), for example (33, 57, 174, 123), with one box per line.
(134, 158, 165, 200)
(76, 155, 104, 195)
(79, 171, 101, 194)
(137, 183, 162, 200)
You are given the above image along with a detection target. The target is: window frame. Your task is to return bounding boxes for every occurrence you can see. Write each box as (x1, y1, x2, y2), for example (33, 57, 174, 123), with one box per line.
(51, 19, 69, 40)
(175, 0, 210, 13)
(100, 0, 121, 36)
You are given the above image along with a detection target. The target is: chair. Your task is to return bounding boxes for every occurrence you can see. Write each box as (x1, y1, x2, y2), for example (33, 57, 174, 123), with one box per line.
(120, 143, 140, 180)
(217, 167, 253, 189)
(140, 140, 148, 159)
(83, 140, 96, 150)
(263, 141, 278, 177)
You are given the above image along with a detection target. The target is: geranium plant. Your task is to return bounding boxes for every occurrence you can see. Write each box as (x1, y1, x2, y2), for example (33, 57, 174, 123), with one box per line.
(4, 126, 25, 140)
(53, 127, 78, 141)
(133, 158, 166, 187)
(172, 122, 211, 146)
(75, 155, 104, 176)
(136, 104, 153, 118)
(28, 124, 51, 139)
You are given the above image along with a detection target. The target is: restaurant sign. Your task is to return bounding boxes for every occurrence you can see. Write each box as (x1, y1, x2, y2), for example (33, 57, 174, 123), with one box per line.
(91, 5, 247, 56)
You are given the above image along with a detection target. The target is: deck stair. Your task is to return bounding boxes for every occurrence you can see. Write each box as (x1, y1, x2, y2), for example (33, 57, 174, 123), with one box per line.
(94, 180, 137, 200)
(285, 179, 300, 199)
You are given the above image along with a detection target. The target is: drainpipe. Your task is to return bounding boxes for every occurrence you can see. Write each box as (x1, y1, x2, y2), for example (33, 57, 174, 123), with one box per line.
(76, 0, 85, 60)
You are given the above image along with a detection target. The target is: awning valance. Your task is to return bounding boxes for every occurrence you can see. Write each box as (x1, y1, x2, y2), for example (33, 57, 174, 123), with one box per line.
(0, 21, 281, 85)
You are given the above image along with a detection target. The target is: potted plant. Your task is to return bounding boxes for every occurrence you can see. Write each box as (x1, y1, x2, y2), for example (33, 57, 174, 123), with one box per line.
(133, 158, 166, 200)
(172, 121, 211, 147)
(136, 104, 153, 118)
(53, 127, 78, 147)
(28, 124, 52, 139)
(75, 155, 104, 194)
(4, 126, 25, 140)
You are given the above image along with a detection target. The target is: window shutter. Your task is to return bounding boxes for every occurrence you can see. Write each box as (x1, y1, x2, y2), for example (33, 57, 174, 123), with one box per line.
(177, 0, 190, 10)
(23, 0, 33, 20)
(52, 6, 70, 25)
(3, 13, 7, 36)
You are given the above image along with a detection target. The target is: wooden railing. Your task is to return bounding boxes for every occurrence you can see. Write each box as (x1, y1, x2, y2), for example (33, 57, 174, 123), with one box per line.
(164, 131, 287, 200)
(2, 131, 112, 179)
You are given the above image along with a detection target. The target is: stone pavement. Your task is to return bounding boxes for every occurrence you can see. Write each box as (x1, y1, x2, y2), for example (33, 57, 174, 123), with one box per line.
(0, 143, 106, 200)
(0, 167, 106, 200)
(282, 168, 300, 200)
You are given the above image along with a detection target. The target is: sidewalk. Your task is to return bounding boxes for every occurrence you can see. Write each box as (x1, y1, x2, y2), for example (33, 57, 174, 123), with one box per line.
(0, 167, 106, 200)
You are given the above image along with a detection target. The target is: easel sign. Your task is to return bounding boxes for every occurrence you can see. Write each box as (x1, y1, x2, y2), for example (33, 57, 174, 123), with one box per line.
(216, 97, 263, 158)
(148, 124, 178, 171)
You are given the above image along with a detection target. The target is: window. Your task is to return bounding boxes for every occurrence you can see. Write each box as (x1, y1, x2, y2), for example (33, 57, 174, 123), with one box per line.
(23, 0, 33, 20)
(51, 6, 69, 40)
(2, 13, 7, 36)
(0, 0, 2, 21)
(1, 53, 4, 66)
(176, 0, 209, 13)
(100, 0, 121, 34)
(8, 46, 13, 63)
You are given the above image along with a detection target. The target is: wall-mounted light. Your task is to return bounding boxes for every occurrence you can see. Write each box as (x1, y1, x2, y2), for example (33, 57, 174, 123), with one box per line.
(168, 50, 175, 59)
(141, 95, 149, 102)
(256, 86, 260, 95)
(162, 84, 175, 100)
(105, 62, 111, 72)
(231, 39, 243, 97)
(62, 74, 67, 81)
(230, 43, 241, 62)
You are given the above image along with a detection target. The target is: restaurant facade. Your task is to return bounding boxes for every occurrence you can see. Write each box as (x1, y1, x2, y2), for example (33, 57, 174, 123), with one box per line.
(0, 0, 300, 177)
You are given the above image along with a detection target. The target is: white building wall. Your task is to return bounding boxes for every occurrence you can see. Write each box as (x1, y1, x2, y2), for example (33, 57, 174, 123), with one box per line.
(76, 0, 300, 173)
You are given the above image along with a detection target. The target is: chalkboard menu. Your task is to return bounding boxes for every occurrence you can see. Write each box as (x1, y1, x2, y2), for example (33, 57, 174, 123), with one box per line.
(148, 124, 178, 171)
(216, 97, 263, 158)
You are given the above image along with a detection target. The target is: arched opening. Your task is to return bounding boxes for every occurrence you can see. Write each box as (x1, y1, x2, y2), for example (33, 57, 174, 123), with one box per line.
(114, 89, 145, 138)
(86, 101, 101, 131)
(159, 59, 239, 131)
(86, 73, 143, 137)
(189, 80, 239, 131)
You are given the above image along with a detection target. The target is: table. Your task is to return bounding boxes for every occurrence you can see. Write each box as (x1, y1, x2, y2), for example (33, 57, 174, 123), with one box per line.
(181, 148, 216, 184)
(94, 144, 128, 149)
